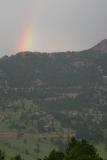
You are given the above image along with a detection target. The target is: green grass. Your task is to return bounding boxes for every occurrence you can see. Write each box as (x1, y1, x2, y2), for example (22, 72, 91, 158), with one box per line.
(0, 135, 57, 160)
(96, 143, 107, 159)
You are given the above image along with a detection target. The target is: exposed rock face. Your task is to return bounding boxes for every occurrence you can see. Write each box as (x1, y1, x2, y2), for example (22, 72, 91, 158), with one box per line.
(91, 39, 107, 53)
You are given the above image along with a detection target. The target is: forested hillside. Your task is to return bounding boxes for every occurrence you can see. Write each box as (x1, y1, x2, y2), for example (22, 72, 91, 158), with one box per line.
(0, 40, 107, 141)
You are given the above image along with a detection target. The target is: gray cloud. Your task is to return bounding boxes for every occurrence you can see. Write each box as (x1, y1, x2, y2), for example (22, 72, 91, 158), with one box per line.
(0, 0, 107, 56)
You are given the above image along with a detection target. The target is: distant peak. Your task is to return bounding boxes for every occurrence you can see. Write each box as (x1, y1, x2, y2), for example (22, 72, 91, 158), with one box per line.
(91, 39, 107, 53)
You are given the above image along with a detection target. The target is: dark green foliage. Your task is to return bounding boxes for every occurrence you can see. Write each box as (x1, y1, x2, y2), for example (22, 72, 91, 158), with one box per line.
(43, 150, 64, 160)
(65, 137, 103, 160)
(11, 155, 24, 160)
(40, 137, 103, 160)
(0, 150, 5, 160)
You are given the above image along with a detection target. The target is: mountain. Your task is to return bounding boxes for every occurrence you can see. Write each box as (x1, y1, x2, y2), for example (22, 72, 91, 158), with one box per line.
(91, 39, 107, 53)
(0, 40, 107, 141)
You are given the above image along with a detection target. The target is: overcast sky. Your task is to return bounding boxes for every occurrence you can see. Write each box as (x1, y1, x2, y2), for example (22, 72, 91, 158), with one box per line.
(0, 0, 107, 56)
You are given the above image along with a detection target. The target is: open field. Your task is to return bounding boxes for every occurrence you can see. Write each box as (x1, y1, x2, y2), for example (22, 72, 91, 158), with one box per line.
(0, 133, 57, 160)
(0, 129, 107, 160)
(0, 128, 66, 160)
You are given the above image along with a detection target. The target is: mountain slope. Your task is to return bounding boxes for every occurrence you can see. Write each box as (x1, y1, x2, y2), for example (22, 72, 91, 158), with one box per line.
(0, 40, 107, 140)
(91, 39, 107, 53)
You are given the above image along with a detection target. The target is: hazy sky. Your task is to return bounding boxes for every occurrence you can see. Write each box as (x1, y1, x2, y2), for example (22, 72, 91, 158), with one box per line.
(0, 0, 107, 56)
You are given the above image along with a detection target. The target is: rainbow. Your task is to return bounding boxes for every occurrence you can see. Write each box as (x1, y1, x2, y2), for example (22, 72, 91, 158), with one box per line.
(16, 1, 38, 52)
(17, 22, 35, 52)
